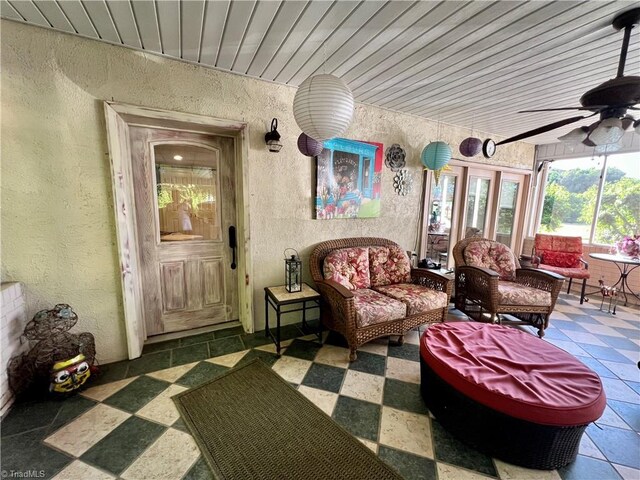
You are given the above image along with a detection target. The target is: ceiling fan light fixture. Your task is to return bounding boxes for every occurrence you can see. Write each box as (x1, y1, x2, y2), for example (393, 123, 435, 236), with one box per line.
(595, 142, 623, 154)
(587, 117, 624, 145)
(498, 8, 640, 146)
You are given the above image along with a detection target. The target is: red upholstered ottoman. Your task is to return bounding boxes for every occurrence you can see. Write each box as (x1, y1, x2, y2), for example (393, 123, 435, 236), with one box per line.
(420, 323, 606, 469)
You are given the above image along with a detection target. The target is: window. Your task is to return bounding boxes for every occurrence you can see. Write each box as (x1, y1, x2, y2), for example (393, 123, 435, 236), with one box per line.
(154, 144, 220, 242)
(465, 176, 491, 237)
(419, 163, 529, 264)
(594, 152, 640, 244)
(496, 180, 519, 247)
(425, 173, 458, 261)
(537, 152, 640, 245)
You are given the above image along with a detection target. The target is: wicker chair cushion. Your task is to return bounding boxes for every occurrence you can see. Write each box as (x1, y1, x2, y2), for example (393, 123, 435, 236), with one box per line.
(463, 240, 516, 281)
(498, 282, 551, 306)
(538, 264, 590, 279)
(352, 289, 407, 327)
(420, 322, 606, 426)
(374, 284, 448, 316)
(541, 251, 582, 268)
(369, 246, 412, 287)
(323, 247, 371, 290)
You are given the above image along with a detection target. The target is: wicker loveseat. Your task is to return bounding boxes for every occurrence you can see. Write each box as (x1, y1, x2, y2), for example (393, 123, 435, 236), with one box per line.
(310, 237, 453, 361)
(453, 237, 565, 337)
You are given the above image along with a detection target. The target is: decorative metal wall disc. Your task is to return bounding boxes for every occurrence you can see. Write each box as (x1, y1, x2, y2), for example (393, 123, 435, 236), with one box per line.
(393, 169, 413, 196)
(385, 144, 406, 171)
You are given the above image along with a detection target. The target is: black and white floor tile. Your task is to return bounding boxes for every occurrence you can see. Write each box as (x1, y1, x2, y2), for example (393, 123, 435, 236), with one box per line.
(1, 294, 638, 480)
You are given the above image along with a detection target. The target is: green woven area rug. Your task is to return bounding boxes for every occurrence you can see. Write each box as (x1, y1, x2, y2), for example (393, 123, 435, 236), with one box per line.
(173, 359, 403, 480)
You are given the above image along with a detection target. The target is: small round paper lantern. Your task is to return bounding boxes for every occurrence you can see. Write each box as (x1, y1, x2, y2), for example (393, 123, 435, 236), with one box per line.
(297, 133, 323, 157)
(421, 142, 452, 170)
(293, 74, 354, 141)
(459, 137, 482, 157)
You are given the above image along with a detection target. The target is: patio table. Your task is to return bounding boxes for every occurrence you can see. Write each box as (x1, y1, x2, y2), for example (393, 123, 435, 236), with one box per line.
(588, 253, 640, 307)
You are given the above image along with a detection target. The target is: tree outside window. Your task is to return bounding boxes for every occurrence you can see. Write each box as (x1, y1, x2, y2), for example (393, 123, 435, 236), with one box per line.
(539, 152, 640, 244)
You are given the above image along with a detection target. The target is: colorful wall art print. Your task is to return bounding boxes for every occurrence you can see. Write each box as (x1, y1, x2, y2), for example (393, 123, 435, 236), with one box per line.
(315, 138, 383, 219)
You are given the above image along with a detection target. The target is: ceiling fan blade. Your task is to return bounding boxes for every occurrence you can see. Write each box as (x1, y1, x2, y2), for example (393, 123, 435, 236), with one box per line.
(496, 114, 596, 146)
(518, 107, 588, 113)
(519, 103, 638, 114)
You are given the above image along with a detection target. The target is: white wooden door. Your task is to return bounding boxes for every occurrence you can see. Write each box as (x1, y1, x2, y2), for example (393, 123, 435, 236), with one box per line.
(461, 168, 496, 239)
(130, 127, 238, 336)
(493, 172, 528, 253)
(421, 166, 464, 268)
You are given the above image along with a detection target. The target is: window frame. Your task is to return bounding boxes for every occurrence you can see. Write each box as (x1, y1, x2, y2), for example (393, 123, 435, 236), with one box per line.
(531, 152, 634, 246)
(419, 160, 532, 264)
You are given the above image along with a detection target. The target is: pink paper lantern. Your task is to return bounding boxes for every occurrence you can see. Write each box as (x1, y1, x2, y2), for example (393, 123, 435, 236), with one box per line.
(459, 137, 482, 157)
(297, 133, 324, 157)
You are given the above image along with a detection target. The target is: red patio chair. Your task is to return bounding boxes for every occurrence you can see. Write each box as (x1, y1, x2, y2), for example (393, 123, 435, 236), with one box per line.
(533, 234, 590, 304)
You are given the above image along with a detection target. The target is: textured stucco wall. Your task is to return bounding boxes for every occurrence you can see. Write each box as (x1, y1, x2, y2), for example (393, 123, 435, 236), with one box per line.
(1, 21, 535, 362)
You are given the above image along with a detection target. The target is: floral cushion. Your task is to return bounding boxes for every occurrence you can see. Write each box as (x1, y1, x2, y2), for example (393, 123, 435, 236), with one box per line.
(374, 283, 448, 316)
(538, 264, 590, 279)
(535, 234, 583, 254)
(323, 247, 371, 290)
(498, 282, 551, 306)
(541, 251, 582, 268)
(352, 289, 407, 328)
(463, 240, 516, 281)
(369, 246, 412, 287)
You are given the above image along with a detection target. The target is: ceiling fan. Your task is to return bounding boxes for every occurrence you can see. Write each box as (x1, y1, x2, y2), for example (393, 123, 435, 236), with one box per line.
(496, 7, 640, 148)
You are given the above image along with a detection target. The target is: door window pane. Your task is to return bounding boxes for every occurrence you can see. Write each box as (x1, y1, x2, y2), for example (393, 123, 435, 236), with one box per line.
(465, 177, 490, 237)
(594, 152, 640, 244)
(540, 157, 599, 240)
(154, 145, 220, 242)
(496, 181, 519, 246)
(426, 175, 456, 261)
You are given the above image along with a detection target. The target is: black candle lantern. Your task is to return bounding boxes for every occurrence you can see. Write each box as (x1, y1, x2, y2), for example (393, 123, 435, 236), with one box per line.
(284, 248, 302, 293)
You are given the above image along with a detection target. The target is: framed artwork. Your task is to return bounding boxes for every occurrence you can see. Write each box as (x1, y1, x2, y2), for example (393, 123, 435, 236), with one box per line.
(315, 138, 383, 219)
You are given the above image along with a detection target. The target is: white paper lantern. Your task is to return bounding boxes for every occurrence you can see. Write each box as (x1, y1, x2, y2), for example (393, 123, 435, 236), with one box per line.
(293, 74, 354, 141)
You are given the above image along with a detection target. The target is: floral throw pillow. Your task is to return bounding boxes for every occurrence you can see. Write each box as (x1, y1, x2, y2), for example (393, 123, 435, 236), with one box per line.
(323, 247, 371, 290)
(541, 251, 582, 268)
(463, 240, 516, 281)
(369, 245, 412, 287)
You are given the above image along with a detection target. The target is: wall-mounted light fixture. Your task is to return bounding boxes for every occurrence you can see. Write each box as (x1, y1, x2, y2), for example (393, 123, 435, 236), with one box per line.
(265, 118, 282, 153)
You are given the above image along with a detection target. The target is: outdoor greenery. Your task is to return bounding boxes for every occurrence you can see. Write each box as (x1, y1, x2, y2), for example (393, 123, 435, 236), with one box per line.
(157, 183, 213, 214)
(541, 166, 640, 244)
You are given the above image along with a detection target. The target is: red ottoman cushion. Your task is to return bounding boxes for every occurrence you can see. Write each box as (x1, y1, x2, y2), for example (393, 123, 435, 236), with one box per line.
(420, 323, 606, 426)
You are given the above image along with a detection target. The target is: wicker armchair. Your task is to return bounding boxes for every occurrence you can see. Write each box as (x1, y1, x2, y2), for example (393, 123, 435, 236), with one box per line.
(453, 237, 565, 337)
(310, 237, 452, 361)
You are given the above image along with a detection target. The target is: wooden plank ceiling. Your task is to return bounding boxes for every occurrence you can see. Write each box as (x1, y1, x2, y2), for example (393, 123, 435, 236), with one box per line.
(2, 0, 639, 145)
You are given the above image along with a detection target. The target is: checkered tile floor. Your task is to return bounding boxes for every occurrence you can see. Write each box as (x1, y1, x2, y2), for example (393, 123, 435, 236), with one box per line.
(2, 294, 639, 480)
